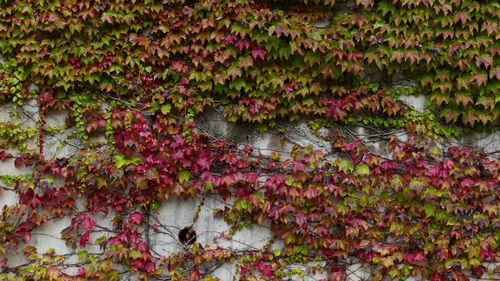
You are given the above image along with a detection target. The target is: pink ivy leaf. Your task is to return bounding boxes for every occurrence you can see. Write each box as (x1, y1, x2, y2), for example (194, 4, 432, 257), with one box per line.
(268, 207, 280, 220)
(295, 212, 307, 226)
(292, 161, 306, 173)
(201, 171, 215, 182)
(325, 183, 341, 192)
(77, 267, 85, 276)
(443, 160, 455, 169)
(251, 48, 267, 60)
(173, 21, 183, 29)
(129, 212, 144, 224)
(304, 188, 318, 199)
(235, 188, 247, 198)
(23, 231, 31, 243)
(461, 177, 474, 188)
(131, 259, 145, 270)
(264, 174, 284, 192)
(255, 261, 274, 277)
(225, 33, 236, 44)
(436, 250, 448, 261)
(245, 172, 259, 183)
(80, 231, 90, 248)
(347, 218, 369, 231)
(82, 216, 95, 230)
(198, 156, 212, 170)
(405, 252, 425, 263)
(136, 241, 148, 252)
(479, 247, 495, 261)
(145, 261, 156, 273)
(428, 166, 440, 177)
(381, 160, 398, 170)
(268, 26, 286, 37)
(235, 39, 250, 51)
(283, 84, 294, 93)
(129, 232, 140, 244)
(186, 121, 195, 129)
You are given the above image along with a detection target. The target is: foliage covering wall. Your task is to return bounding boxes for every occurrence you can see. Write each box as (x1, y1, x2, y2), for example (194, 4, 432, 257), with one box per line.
(0, 0, 498, 280)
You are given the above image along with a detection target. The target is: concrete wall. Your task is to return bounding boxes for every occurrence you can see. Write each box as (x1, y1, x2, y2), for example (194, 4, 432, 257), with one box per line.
(1, 94, 498, 280)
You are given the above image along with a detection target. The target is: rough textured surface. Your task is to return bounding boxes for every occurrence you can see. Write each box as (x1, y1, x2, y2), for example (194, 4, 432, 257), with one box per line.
(1, 100, 498, 280)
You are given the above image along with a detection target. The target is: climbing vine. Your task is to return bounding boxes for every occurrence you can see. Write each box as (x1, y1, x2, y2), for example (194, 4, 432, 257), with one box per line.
(0, 0, 498, 280)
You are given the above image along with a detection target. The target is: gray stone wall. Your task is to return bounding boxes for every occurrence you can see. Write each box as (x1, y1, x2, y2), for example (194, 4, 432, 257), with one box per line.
(1, 95, 498, 280)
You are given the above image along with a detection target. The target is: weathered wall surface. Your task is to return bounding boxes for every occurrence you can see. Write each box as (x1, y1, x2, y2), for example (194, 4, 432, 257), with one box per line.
(1, 95, 498, 280)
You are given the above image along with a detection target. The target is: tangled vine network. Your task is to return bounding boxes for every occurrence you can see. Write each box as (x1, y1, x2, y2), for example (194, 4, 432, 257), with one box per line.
(0, 0, 498, 280)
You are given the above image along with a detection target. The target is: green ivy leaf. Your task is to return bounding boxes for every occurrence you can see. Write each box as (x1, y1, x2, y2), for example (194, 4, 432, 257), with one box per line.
(77, 250, 88, 263)
(338, 160, 354, 172)
(234, 198, 250, 210)
(161, 104, 172, 114)
(356, 164, 370, 176)
(113, 155, 142, 168)
(423, 203, 436, 218)
(178, 170, 190, 183)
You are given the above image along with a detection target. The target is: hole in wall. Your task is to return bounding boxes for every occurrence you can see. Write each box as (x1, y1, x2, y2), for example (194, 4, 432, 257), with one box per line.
(178, 226, 197, 246)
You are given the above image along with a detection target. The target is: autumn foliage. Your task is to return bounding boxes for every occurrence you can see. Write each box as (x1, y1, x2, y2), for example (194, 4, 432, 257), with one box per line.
(0, 0, 498, 280)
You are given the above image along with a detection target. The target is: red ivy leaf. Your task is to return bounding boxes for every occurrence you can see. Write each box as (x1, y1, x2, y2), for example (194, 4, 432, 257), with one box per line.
(322, 248, 337, 256)
(129, 212, 144, 224)
(190, 269, 201, 280)
(328, 266, 346, 281)
(472, 265, 486, 277)
(80, 231, 90, 247)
